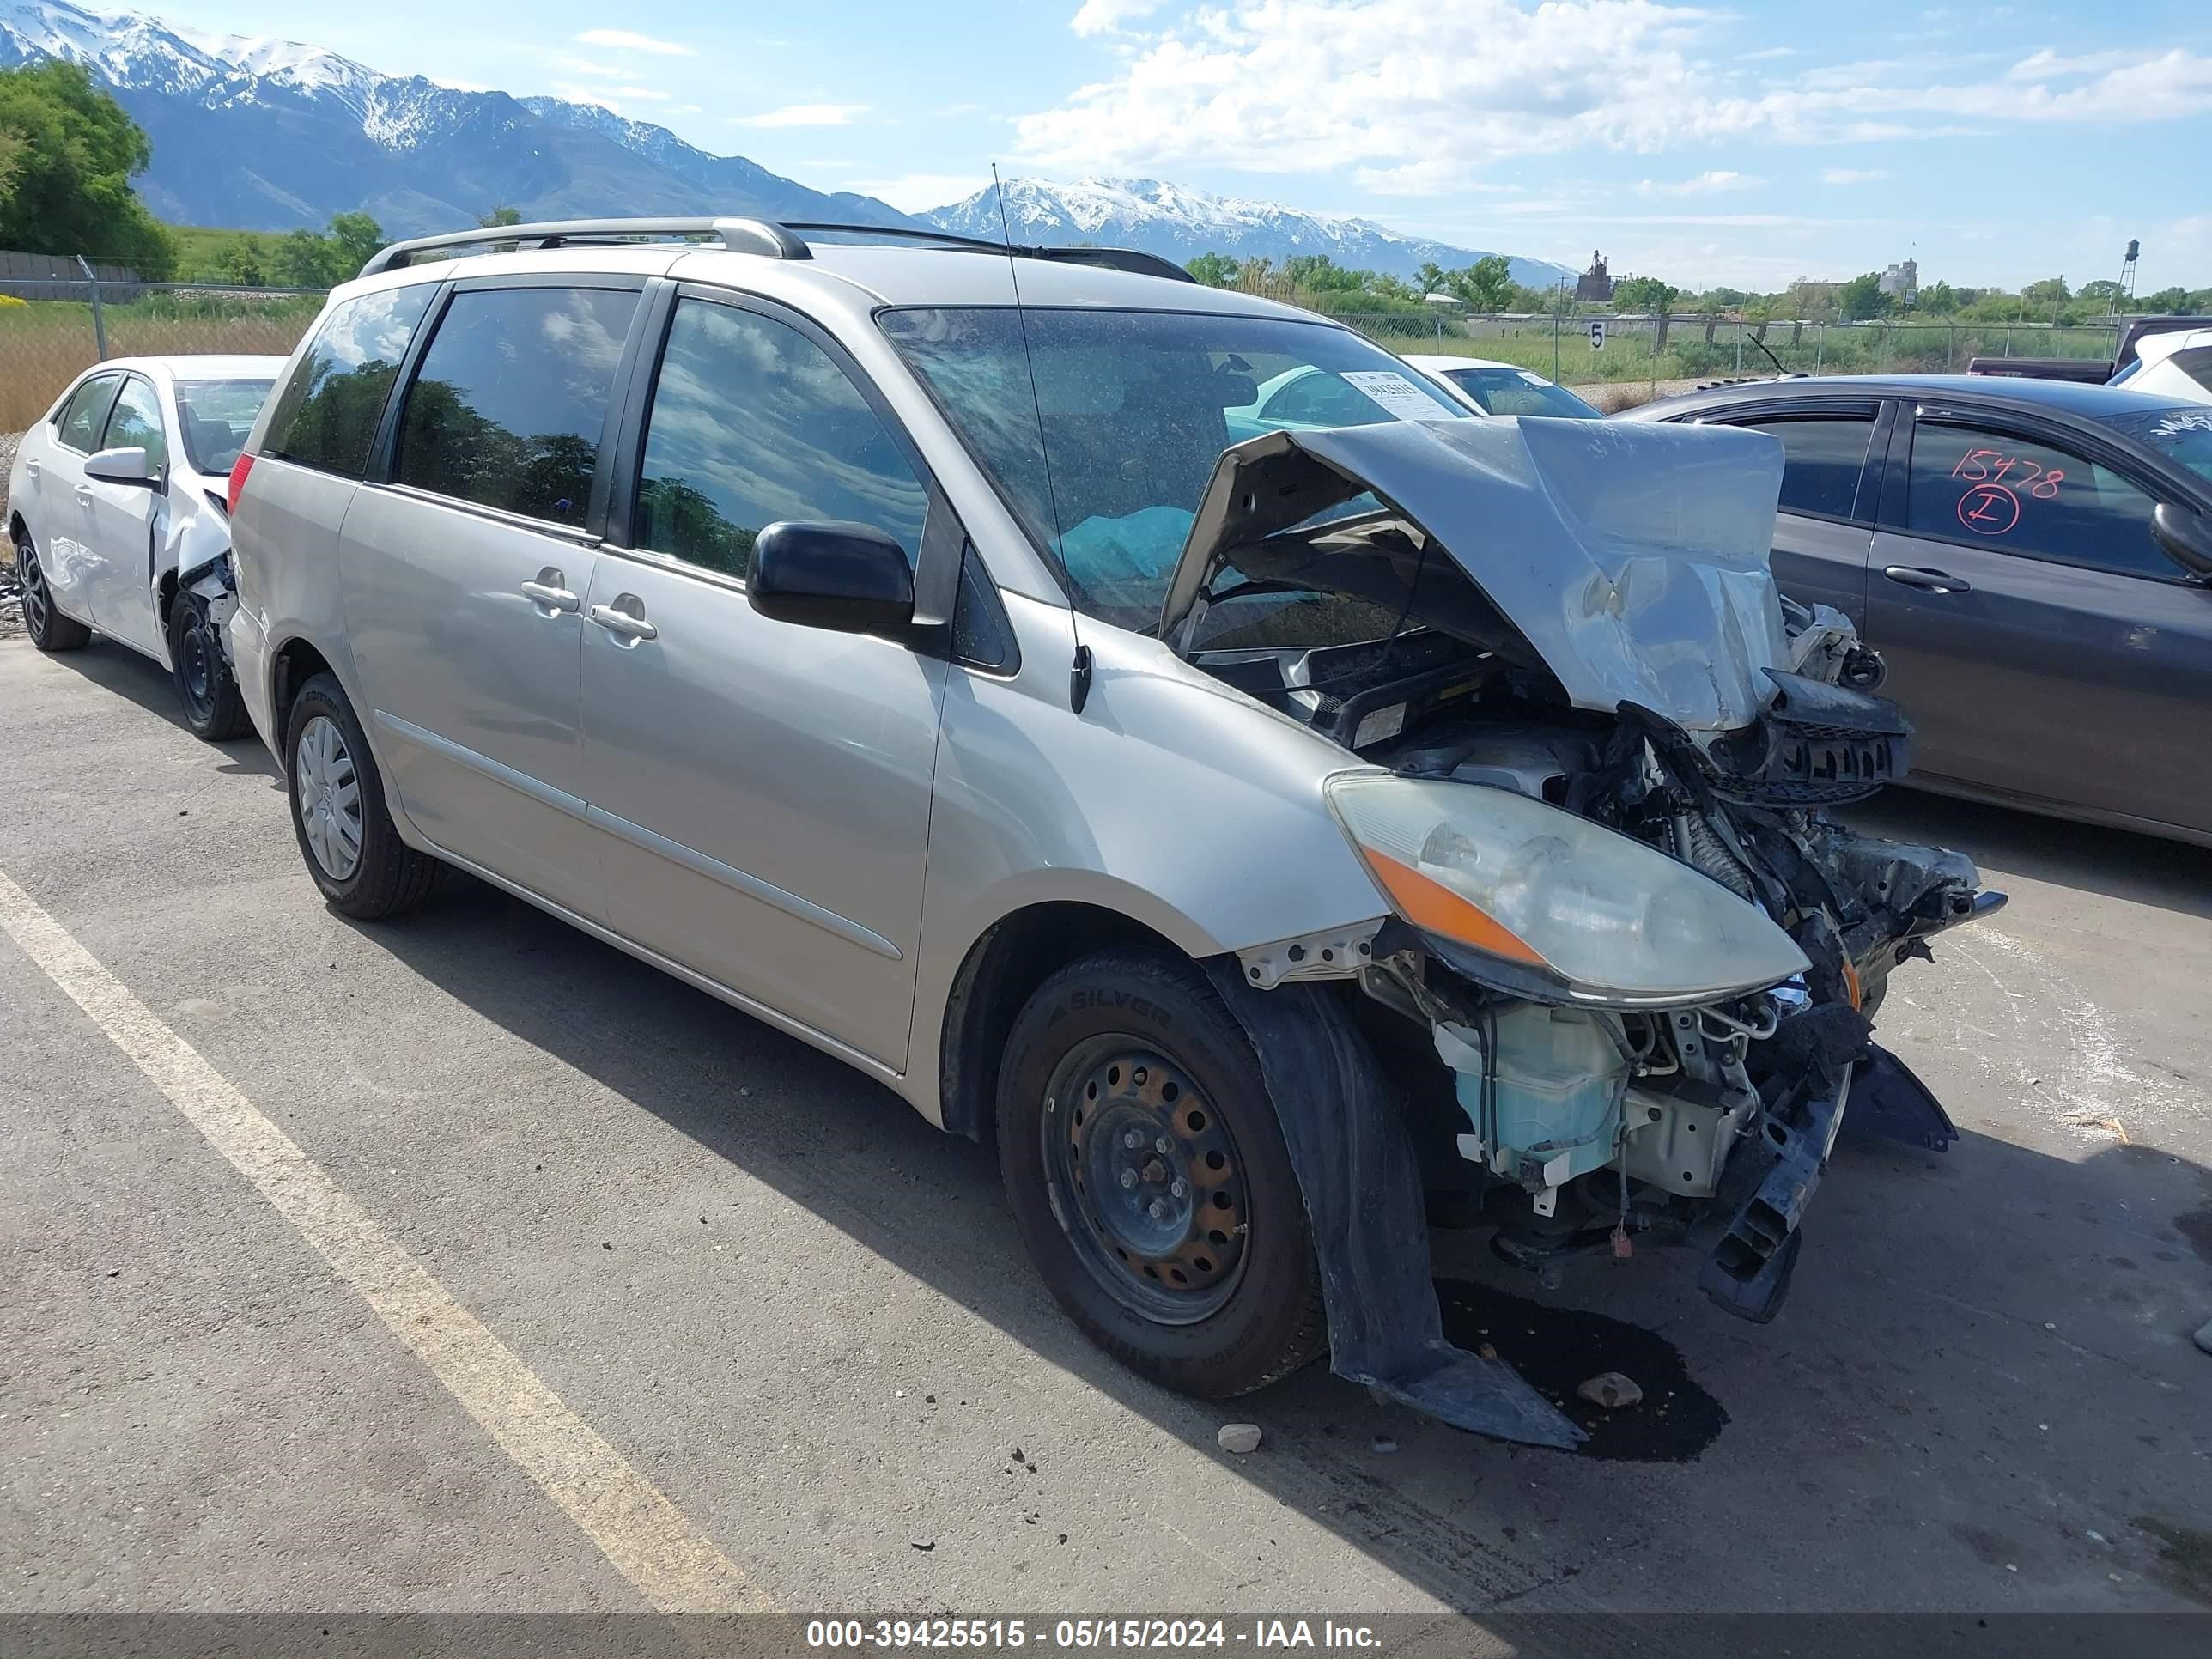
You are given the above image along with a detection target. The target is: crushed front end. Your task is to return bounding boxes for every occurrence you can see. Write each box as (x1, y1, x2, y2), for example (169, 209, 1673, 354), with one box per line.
(1171, 417, 2002, 1443)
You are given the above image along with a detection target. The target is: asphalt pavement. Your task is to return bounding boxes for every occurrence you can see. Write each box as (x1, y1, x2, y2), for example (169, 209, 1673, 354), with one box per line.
(3, 632, 2208, 1625)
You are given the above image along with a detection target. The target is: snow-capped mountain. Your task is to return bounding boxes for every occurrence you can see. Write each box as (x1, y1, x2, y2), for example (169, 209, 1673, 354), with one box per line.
(1, 2, 1568, 283)
(926, 178, 1574, 289)
(0, 0, 914, 235)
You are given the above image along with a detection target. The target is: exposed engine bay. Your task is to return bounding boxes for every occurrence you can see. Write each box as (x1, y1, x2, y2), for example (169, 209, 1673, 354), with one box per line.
(1164, 418, 2001, 1438)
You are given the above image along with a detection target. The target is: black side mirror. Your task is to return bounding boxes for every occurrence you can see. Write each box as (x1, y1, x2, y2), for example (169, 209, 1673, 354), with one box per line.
(748, 520, 915, 632)
(2152, 502, 2212, 580)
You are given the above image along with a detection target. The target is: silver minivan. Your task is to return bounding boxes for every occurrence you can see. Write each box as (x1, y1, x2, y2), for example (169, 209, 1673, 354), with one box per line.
(228, 217, 1998, 1448)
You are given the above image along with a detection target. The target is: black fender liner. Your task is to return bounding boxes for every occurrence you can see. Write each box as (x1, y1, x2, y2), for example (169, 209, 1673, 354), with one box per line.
(1202, 962, 1586, 1450)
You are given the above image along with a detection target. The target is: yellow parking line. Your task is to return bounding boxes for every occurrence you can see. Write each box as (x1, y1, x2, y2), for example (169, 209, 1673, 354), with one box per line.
(0, 866, 775, 1615)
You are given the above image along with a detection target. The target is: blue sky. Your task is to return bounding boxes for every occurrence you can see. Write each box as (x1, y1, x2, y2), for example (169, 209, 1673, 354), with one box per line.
(161, 0, 2211, 292)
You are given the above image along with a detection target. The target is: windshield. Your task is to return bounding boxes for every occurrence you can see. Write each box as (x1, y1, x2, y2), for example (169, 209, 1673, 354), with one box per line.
(2104, 405, 2212, 486)
(880, 306, 1468, 629)
(1441, 366, 1601, 420)
(175, 379, 275, 474)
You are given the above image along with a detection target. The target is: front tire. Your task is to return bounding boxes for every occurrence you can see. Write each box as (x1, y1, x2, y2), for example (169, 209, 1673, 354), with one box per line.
(15, 525, 91, 653)
(283, 673, 435, 920)
(169, 592, 250, 741)
(997, 949, 1328, 1399)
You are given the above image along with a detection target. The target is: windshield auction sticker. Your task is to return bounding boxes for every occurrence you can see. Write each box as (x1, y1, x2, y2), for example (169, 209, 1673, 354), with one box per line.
(1340, 370, 1458, 422)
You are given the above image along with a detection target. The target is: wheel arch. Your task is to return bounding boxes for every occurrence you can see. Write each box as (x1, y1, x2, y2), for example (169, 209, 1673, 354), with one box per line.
(270, 635, 339, 745)
(936, 899, 1196, 1143)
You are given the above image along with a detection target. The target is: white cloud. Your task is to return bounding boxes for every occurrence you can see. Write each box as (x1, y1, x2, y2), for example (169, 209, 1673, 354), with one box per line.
(736, 103, 867, 128)
(1012, 1, 2212, 178)
(612, 86, 670, 101)
(1638, 170, 1765, 197)
(1821, 167, 1892, 184)
(574, 29, 696, 57)
(1071, 0, 1163, 36)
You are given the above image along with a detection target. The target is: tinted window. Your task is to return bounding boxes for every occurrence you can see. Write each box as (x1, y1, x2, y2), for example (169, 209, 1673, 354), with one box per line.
(175, 379, 276, 474)
(100, 379, 167, 470)
(394, 286, 636, 528)
(1906, 423, 2172, 578)
(264, 285, 436, 477)
(56, 375, 120, 452)
(1738, 416, 1875, 520)
(634, 300, 926, 578)
(2100, 404, 2212, 487)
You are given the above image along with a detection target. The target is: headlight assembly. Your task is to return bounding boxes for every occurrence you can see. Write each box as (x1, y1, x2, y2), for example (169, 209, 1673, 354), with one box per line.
(1325, 773, 1809, 1008)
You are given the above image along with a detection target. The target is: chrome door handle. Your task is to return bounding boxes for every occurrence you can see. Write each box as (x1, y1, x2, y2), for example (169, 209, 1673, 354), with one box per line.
(75, 484, 94, 501)
(22, 459, 38, 478)
(588, 602, 658, 641)
(520, 580, 579, 613)
(1882, 565, 1972, 594)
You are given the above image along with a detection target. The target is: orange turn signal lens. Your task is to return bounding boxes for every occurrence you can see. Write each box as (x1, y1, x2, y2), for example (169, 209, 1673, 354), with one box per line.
(1359, 847, 1549, 969)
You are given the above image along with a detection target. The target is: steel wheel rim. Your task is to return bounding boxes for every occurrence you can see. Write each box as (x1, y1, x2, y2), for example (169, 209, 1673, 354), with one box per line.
(1042, 1036, 1250, 1325)
(16, 538, 50, 640)
(294, 714, 363, 880)
(181, 620, 215, 717)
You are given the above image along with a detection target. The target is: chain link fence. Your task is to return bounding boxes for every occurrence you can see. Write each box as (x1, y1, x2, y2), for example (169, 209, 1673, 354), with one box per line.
(0, 260, 327, 432)
(1335, 310, 2125, 409)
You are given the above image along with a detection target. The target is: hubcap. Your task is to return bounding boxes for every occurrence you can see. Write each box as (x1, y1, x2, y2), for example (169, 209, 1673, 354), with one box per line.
(293, 714, 363, 880)
(16, 538, 49, 639)
(1043, 1038, 1249, 1323)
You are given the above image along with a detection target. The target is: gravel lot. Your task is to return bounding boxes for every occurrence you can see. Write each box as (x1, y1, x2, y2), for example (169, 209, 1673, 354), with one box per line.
(3, 613, 2209, 1630)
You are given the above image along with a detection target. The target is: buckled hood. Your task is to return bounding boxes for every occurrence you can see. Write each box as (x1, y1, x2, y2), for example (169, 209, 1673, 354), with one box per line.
(1158, 416, 1793, 734)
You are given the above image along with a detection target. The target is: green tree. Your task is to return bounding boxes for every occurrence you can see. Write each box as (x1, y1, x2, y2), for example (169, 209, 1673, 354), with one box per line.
(477, 204, 523, 228)
(216, 236, 267, 287)
(1414, 260, 1445, 300)
(1834, 272, 1889, 321)
(0, 60, 173, 276)
(325, 210, 385, 279)
(1613, 274, 1680, 314)
(1184, 251, 1237, 286)
(1917, 280, 1959, 314)
(1449, 253, 1514, 312)
(2021, 275, 2070, 307)
(1235, 255, 1274, 291)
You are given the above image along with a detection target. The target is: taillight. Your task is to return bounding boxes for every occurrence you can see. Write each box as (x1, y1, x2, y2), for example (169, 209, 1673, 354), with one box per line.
(227, 452, 256, 514)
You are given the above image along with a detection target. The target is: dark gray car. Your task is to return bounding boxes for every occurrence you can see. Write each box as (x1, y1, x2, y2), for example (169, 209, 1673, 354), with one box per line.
(1623, 377, 2212, 846)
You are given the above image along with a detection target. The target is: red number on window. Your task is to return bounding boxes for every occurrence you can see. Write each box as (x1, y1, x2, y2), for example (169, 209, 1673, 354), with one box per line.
(1957, 483, 2021, 534)
(2030, 470, 2064, 499)
(1951, 447, 2000, 481)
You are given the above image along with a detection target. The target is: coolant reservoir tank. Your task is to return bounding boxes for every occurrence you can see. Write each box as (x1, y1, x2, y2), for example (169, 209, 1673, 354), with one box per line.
(1437, 1006, 1626, 1188)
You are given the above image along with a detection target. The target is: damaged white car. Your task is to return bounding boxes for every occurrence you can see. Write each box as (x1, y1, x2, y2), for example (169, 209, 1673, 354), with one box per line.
(9, 355, 283, 738)
(227, 222, 1999, 1450)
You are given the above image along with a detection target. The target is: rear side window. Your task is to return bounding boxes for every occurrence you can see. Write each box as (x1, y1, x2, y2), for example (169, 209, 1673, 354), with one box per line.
(1905, 422, 2171, 578)
(1736, 416, 1875, 520)
(263, 284, 437, 478)
(633, 298, 927, 576)
(101, 379, 168, 471)
(56, 375, 121, 452)
(394, 286, 638, 527)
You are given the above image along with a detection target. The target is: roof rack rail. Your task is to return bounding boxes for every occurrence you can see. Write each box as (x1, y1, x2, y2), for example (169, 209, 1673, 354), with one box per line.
(357, 213, 1194, 285)
(359, 216, 811, 277)
(783, 222, 1193, 283)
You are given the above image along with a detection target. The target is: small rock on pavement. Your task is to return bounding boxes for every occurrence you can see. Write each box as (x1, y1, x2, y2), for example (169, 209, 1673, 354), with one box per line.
(1371, 1434, 1399, 1455)
(1576, 1371, 1644, 1409)
(1217, 1422, 1263, 1455)
(910, 1536, 934, 1553)
(2195, 1318, 2212, 1356)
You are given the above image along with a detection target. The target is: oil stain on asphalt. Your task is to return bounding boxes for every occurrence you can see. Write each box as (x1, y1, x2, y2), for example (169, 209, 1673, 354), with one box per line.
(1436, 1278, 1729, 1462)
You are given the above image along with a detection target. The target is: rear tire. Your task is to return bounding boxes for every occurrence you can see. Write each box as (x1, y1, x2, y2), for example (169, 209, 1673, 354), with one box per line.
(997, 949, 1328, 1399)
(169, 592, 250, 741)
(15, 525, 91, 653)
(283, 672, 435, 920)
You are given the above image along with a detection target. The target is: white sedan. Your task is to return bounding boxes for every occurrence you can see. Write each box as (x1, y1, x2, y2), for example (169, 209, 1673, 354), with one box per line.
(1399, 354, 1604, 419)
(9, 355, 283, 739)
